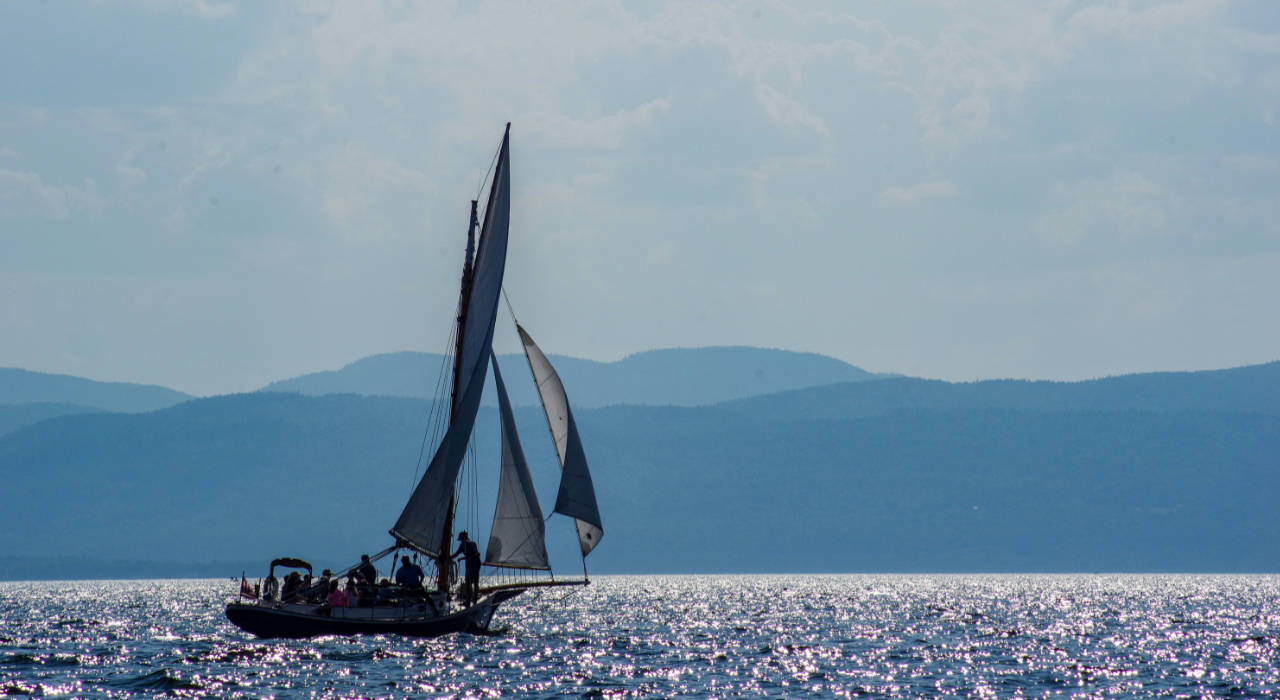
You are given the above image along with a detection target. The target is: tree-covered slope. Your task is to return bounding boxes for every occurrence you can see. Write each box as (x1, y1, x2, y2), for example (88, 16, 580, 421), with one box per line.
(2, 361, 1277, 577)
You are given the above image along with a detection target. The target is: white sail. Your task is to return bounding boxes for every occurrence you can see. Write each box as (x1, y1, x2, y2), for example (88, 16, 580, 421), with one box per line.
(484, 357, 550, 570)
(517, 324, 604, 556)
(391, 126, 512, 555)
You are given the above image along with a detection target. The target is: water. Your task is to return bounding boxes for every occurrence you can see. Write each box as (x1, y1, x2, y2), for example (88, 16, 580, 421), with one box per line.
(2, 575, 1279, 698)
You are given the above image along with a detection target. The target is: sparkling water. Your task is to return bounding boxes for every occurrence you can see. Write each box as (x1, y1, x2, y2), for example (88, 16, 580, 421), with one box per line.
(3, 575, 1279, 697)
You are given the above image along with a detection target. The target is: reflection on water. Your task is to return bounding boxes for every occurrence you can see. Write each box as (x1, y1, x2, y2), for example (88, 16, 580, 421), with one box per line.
(2, 575, 1279, 697)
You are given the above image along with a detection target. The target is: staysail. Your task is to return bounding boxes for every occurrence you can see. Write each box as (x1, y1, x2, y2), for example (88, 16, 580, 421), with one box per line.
(517, 324, 604, 556)
(391, 126, 512, 555)
(484, 357, 551, 570)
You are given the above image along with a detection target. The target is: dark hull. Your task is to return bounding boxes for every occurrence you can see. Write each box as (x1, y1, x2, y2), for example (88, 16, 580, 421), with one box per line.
(225, 589, 523, 639)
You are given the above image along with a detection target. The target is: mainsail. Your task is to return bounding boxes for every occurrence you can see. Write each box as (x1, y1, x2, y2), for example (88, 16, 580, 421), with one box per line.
(484, 357, 550, 570)
(518, 324, 604, 556)
(391, 126, 512, 555)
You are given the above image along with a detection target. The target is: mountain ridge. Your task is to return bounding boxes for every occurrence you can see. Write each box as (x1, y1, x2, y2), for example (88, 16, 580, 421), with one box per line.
(0, 367, 191, 413)
(259, 346, 889, 408)
(2, 359, 1276, 577)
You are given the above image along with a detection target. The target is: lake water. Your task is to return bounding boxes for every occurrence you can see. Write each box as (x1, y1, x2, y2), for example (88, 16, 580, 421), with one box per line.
(2, 575, 1279, 697)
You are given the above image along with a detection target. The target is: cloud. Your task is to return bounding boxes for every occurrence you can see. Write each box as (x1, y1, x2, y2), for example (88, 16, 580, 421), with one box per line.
(135, 0, 238, 19)
(0, 169, 104, 220)
(321, 145, 433, 238)
(116, 163, 147, 188)
(532, 98, 673, 150)
(880, 180, 957, 204)
(1066, 0, 1224, 40)
(1035, 172, 1168, 248)
(4, 0, 1280, 393)
(754, 83, 829, 138)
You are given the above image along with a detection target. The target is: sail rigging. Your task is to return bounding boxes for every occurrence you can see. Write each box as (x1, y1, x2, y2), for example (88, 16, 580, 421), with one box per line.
(391, 125, 512, 555)
(518, 324, 604, 556)
(225, 123, 601, 640)
(484, 357, 551, 570)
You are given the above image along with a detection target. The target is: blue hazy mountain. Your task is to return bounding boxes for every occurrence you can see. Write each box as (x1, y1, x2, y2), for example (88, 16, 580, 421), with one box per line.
(2, 360, 1277, 578)
(259, 347, 887, 408)
(720, 361, 1280, 419)
(0, 367, 191, 412)
(0, 402, 106, 438)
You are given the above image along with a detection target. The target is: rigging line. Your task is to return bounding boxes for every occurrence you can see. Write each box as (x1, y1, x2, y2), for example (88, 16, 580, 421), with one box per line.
(500, 286, 519, 326)
(468, 434, 479, 537)
(453, 433, 479, 541)
(474, 129, 504, 203)
(472, 431, 479, 535)
(409, 320, 459, 492)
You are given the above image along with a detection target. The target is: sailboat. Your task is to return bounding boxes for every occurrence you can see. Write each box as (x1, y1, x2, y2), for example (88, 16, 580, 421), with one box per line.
(225, 124, 604, 638)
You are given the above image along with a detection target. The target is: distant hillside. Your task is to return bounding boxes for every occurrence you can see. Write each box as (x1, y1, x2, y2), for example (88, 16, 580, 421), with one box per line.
(2, 360, 1277, 577)
(260, 347, 886, 407)
(0, 402, 104, 437)
(0, 367, 190, 412)
(720, 361, 1280, 420)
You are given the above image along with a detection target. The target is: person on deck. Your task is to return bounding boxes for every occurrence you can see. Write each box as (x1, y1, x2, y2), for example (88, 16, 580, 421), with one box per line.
(326, 580, 347, 608)
(452, 531, 481, 606)
(357, 554, 377, 584)
(281, 571, 302, 600)
(344, 576, 359, 607)
(395, 555, 425, 589)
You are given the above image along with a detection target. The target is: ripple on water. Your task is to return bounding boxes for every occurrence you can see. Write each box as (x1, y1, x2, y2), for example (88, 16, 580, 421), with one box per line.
(2, 576, 1280, 697)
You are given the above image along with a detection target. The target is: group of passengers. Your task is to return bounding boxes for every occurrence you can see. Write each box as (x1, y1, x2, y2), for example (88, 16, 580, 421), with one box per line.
(319, 553, 429, 609)
(263, 531, 480, 609)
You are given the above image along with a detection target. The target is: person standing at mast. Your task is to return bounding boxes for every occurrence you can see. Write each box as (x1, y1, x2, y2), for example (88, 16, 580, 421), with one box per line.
(453, 531, 481, 605)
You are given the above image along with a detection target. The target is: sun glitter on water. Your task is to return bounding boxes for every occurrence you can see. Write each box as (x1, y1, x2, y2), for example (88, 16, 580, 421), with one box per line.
(3, 575, 1280, 697)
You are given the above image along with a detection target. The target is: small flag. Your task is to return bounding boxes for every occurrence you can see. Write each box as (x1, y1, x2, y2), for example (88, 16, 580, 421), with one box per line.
(239, 572, 258, 601)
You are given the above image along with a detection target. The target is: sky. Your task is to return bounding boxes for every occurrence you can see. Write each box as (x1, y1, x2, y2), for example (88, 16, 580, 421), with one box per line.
(1, 0, 1278, 396)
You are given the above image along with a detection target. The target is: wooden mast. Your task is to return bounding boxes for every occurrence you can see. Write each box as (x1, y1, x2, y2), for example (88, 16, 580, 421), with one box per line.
(437, 199, 479, 594)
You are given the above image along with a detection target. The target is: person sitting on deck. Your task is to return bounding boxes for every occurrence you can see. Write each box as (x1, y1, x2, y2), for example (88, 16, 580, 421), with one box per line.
(395, 555, 425, 590)
(375, 579, 397, 606)
(326, 580, 347, 608)
(344, 576, 359, 607)
(452, 531, 481, 606)
(281, 571, 303, 600)
(356, 578, 377, 607)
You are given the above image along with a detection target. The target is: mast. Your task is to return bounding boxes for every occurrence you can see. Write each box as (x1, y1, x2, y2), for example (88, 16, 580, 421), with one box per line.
(437, 199, 480, 593)
(390, 123, 510, 578)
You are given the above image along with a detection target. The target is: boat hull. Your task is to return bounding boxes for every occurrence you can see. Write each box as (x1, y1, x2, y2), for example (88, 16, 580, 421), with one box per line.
(225, 590, 523, 639)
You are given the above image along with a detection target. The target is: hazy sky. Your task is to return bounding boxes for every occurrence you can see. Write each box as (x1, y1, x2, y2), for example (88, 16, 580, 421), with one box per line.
(2, 0, 1278, 395)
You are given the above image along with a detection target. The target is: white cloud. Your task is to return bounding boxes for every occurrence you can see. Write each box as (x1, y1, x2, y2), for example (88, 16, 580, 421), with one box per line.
(1036, 172, 1168, 248)
(1066, 0, 1224, 40)
(880, 180, 957, 204)
(0, 170, 104, 220)
(134, 0, 238, 19)
(532, 98, 673, 150)
(4, 0, 1280, 392)
(321, 145, 433, 237)
(116, 160, 148, 188)
(754, 83, 829, 138)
